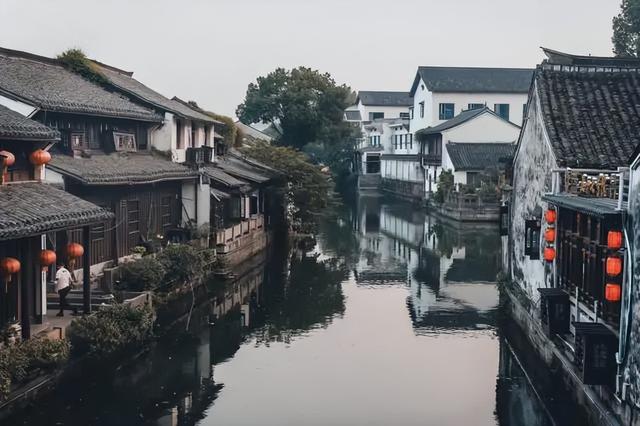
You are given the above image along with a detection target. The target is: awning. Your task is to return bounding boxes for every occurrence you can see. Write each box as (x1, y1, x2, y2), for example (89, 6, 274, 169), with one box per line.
(210, 187, 231, 201)
(542, 193, 625, 218)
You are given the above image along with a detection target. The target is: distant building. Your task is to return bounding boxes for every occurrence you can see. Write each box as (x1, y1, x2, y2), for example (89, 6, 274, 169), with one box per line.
(374, 66, 531, 201)
(353, 91, 412, 122)
(416, 106, 519, 194)
(409, 66, 532, 131)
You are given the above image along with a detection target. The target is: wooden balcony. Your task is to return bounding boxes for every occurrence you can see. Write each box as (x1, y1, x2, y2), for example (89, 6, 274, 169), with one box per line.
(215, 215, 265, 246)
(421, 154, 442, 166)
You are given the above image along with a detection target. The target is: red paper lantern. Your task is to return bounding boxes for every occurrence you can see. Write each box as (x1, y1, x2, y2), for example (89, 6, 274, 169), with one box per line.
(607, 231, 623, 250)
(66, 243, 84, 259)
(0, 150, 15, 167)
(606, 256, 623, 277)
(544, 228, 556, 243)
(0, 257, 20, 277)
(39, 249, 57, 270)
(29, 149, 51, 166)
(544, 247, 555, 262)
(545, 209, 557, 224)
(605, 283, 622, 302)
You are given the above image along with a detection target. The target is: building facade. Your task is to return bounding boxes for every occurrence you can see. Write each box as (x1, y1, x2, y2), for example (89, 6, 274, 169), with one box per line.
(506, 48, 640, 425)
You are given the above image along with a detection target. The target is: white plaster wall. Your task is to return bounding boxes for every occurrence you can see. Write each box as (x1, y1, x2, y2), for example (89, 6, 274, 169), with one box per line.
(431, 92, 529, 126)
(196, 178, 210, 228)
(509, 86, 557, 302)
(43, 168, 65, 185)
(181, 181, 196, 225)
(441, 113, 520, 143)
(409, 78, 434, 132)
(358, 100, 410, 121)
(381, 158, 422, 183)
(0, 94, 38, 117)
(150, 112, 174, 152)
(389, 126, 418, 155)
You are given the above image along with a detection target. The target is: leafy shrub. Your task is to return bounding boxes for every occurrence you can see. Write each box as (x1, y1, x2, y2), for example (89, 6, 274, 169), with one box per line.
(118, 257, 165, 291)
(157, 244, 207, 285)
(57, 48, 108, 85)
(433, 169, 454, 204)
(0, 338, 69, 400)
(67, 304, 153, 359)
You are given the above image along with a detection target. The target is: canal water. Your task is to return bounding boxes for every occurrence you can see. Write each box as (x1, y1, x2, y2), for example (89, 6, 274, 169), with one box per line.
(8, 196, 558, 426)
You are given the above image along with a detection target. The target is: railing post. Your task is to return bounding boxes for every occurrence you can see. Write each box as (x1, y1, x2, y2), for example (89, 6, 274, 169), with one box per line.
(617, 167, 625, 210)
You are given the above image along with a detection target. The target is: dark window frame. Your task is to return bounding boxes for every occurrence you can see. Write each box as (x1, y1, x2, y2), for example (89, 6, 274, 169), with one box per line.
(439, 103, 455, 120)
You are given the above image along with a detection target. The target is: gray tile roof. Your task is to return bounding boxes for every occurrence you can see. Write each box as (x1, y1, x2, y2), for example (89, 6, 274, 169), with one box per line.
(446, 142, 516, 171)
(416, 107, 490, 136)
(0, 104, 59, 140)
(234, 121, 274, 142)
(536, 67, 640, 168)
(0, 48, 162, 122)
(92, 62, 217, 123)
(542, 47, 640, 67)
(357, 91, 412, 107)
(542, 193, 625, 218)
(202, 164, 250, 190)
(0, 182, 114, 240)
(48, 153, 197, 185)
(411, 66, 533, 95)
(215, 157, 272, 184)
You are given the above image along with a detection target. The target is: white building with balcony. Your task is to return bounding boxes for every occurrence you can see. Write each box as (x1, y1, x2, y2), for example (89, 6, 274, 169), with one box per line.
(416, 106, 520, 194)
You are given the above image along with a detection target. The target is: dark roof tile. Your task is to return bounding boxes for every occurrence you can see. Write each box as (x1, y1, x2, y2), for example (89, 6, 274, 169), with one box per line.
(357, 91, 412, 107)
(536, 67, 640, 168)
(446, 142, 516, 171)
(411, 66, 533, 95)
(0, 182, 113, 240)
(0, 48, 162, 122)
(0, 104, 59, 140)
(48, 153, 197, 185)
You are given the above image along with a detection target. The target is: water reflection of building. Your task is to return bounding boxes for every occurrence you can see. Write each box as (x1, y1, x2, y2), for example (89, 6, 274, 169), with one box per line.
(495, 336, 554, 426)
(354, 196, 501, 331)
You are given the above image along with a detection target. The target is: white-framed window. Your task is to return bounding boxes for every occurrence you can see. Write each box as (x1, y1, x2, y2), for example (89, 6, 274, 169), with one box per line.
(409, 107, 414, 119)
(399, 112, 410, 119)
(419, 102, 425, 118)
(468, 103, 484, 110)
(113, 132, 136, 152)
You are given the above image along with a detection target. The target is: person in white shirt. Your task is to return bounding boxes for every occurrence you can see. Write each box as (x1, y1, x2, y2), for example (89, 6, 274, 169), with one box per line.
(55, 263, 76, 317)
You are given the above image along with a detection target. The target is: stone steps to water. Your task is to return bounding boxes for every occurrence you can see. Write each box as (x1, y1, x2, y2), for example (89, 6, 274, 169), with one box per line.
(46, 289, 115, 311)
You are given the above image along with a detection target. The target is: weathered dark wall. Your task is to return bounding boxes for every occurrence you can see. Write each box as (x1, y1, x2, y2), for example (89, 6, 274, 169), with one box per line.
(509, 87, 557, 302)
(623, 165, 640, 404)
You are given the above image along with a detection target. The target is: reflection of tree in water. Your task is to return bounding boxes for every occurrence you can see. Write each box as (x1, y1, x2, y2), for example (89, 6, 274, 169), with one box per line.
(316, 204, 361, 268)
(255, 249, 347, 345)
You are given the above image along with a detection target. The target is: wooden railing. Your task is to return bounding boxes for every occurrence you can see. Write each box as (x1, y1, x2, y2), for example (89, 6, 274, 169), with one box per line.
(552, 167, 630, 207)
(444, 192, 499, 208)
(215, 215, 265, 245)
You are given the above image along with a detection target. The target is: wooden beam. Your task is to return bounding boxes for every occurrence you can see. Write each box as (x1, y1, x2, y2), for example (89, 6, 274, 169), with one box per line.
(82, 226, 91, 314)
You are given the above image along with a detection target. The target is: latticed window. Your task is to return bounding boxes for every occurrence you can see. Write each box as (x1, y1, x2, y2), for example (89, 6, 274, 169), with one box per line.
(113, 132, 136, 152)
(127, 200, 140, 249)
(161, 196, 172, 230)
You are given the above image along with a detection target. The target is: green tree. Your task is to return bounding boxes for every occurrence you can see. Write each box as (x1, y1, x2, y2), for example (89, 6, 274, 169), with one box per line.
(240, 141, 331, 233)
(236, 67, 358, 170)
(613, 0, 640, 57)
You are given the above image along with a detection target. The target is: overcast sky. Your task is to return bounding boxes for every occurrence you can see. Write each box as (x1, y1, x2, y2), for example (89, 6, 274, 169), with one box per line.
(0, 0, 622, 117)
